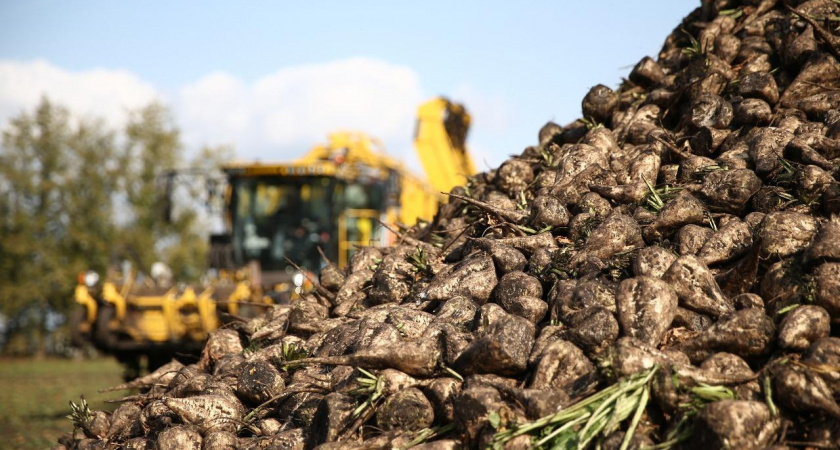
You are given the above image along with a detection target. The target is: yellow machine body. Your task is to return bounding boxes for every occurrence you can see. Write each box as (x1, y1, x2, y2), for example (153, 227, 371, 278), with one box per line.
(72, 97, 474, 369)
(74, 276, 254, 349)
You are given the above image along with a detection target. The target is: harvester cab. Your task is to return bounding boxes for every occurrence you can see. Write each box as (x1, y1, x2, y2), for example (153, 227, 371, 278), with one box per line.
(213, 96, 474, 281)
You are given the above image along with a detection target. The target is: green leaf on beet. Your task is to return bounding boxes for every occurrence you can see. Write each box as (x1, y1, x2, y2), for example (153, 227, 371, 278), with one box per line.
(547, 429, 579, 449)
(691, 383, 734, 403)
(776, 303, 800, 316)
(763, 375, 778, 417)
(488, 411, 501, 430)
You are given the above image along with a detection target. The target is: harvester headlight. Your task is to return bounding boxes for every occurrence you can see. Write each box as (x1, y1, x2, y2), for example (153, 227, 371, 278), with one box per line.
(84, 271, 100, 287)
(293, 272, 304, 287)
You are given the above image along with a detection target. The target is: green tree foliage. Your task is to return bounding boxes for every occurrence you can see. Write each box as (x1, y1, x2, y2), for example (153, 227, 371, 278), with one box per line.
(65, 118, 122, 285)
(0, 99, 105, 318)
(118, 105, 230, 282)
(0, 98, 223, 351)
(118, 102, 206, 280)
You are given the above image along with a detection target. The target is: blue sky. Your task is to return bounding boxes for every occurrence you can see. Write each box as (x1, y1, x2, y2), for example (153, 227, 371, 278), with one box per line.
(0, 1, 699, 172)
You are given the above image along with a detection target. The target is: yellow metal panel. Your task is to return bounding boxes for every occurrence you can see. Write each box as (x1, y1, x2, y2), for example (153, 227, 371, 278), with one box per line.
(74, 285, 98, 323)
(160, 291, 181, 340)
(196, 287, 220, 332)
(397, 173, 440, 226)
(128, 293, 175, 308)
(414, 98, 476, 195)
(297, 132, 397, 175)
(224, 281, 252, 316)
(225, 163, 337, 177)
(174, 287, 208, 341)
(132, 310, 170, 342)
(102, 282, 126, 320)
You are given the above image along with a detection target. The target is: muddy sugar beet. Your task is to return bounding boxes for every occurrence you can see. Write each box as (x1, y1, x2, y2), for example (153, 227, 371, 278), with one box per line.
(58, 1, 840, 448)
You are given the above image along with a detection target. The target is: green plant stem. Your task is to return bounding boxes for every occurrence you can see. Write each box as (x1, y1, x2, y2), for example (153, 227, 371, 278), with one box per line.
(400, 423, 456, 449)
(620, 383, 650, 450)
(494, 367, 658, 447)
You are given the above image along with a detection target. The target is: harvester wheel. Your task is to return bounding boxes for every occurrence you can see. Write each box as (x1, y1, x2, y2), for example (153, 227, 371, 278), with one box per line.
(148, 352, 171, 372)
(68, 306, 88, 348)
(93, 304, 118, 350)
(115, 351, 141, 382)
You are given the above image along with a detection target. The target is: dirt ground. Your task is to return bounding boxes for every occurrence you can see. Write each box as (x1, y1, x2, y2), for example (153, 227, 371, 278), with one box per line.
(0, 358, 126, 450)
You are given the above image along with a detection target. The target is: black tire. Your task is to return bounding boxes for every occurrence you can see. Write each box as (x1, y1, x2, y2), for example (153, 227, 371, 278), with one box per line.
(115, 351, 142, 382)
(68, 306, 89, 348)
(147, 352, 171, 373)
(93, 304, 118, 350)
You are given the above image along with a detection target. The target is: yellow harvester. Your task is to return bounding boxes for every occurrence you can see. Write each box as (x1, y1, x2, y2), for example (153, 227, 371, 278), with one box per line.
(71, 97, 475, 374)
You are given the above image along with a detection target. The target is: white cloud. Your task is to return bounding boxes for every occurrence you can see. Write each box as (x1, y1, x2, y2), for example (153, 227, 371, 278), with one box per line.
(0, 58, 509, 174)
(0, 59, 160, 129)
(175, 58, 424, 166)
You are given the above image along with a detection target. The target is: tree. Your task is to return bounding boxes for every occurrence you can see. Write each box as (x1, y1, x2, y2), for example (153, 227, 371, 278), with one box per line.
(117, 102, 214, 281)
(0, 98, 228, 353)
(1, 99, 71, 316)
(63, 119, 120, 279)
(118, 102, 182, 273)
(0, 98, 118, 353)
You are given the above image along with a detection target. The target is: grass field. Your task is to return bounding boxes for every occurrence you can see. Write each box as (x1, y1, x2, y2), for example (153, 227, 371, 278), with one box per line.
(0, 358, 127, 450)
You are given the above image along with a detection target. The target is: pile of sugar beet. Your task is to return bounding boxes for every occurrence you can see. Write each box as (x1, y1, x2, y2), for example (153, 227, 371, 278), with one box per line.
(59, 1, 840, 449)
